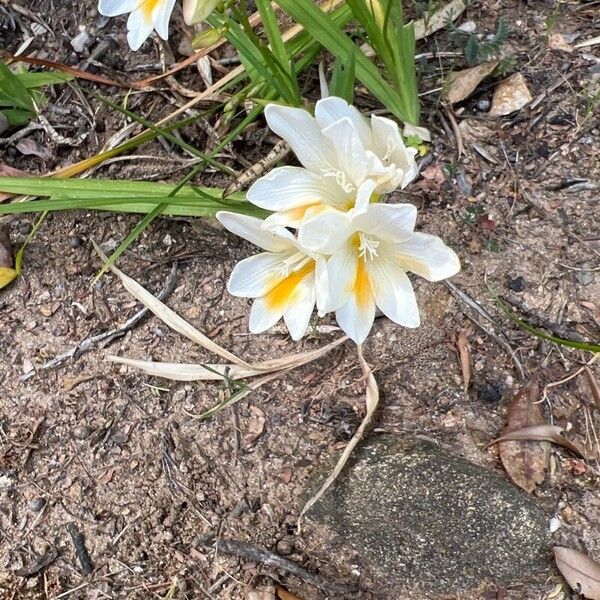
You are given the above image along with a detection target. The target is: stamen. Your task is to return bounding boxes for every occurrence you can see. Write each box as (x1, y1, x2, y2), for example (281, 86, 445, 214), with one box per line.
(279, 251, 311, 276)
(323, 168, 355, 194)
(357, 232, 379, 262)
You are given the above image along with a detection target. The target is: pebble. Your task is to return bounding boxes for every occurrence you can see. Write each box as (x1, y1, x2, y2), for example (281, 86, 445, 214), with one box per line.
(28, 497, 46, 512)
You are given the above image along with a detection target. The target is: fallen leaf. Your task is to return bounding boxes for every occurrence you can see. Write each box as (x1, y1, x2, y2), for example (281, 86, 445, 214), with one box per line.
(62, 374, 94, 392)
(15, 138, 53, 162)
(0, 226, 17, 289)
(445, 61, 499, 104)
(275, 586, 305, 600)
(243, 406, 266, 446)
(554, 546, 600, 599)
(497, 382, 550, 493)
(98, 466, 116, 485)
(548, 33, 573, 52)
(491, 424, 584, 458)
(455, 330, 471, 393)
(418, 163, 446, 191)
(0, 161, 30, 177)
(488, 73, 533, 117)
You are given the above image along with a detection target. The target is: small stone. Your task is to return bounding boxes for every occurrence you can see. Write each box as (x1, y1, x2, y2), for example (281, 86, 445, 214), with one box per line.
(306, 435, 549, 597)
(70, 236, 83, 248)
(477, 99, 491, 111)
(575, 263, 594, 286)
(479, 383, 503, 403)
(507, 276, 525, 292)
(28, 497, 46, 512)
(276, 539, 294, 555)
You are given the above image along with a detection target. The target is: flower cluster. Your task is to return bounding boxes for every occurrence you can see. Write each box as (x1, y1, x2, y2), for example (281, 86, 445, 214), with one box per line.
(98, 0, 216, 50)
(218, 97, 460, 344)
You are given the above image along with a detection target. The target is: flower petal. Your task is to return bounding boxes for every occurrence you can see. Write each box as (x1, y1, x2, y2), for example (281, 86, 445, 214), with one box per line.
(315, 97, 373, 149)
(393, 232, 461, 281)
(283, 273, 316, 340)
(247, 166, 347, 212)
(152, 0, 176, 39)
(264, 104, 333, 174)
(321, 117, 369, 187)
(371, 115, 418, 188)
(249, 296, 284, 333)
(217, 211, 294, 253)
(352, 179, 377, 215)
(298, 210, 352, 255)
(367, 258, 420, 327)
(325, 242, 357, 312)
(227, 252, 285, 298)
(127, 9, 154, 50)
(98, 0, 140, 17)
(335, 260, 375, 344)
(352, 203, 416, 242)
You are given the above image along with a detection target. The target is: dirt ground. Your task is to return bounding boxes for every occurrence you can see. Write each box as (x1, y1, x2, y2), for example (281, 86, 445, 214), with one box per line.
(0, 0, 599, 599)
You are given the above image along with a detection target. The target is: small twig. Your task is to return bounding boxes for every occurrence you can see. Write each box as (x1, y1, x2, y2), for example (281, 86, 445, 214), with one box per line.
(215, 539, 357, 595)
(21, 261, 178, 380)
(66, 523, 94, 574)
(14, 546, 58, 577)
(584, 366, 600, 411)
(445, 281, 525, 378)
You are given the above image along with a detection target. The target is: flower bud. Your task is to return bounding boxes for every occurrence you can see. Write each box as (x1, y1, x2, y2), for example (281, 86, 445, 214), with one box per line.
(183, 0, 219, 26)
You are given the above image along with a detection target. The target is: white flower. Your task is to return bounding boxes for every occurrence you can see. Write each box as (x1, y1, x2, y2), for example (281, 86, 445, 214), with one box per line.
(98, 0, 176, 50)
(299, 203, 461, 344)
(183, 0, 219, 25)
(216, 212, 327, 341)
(247, 96, 418, 230)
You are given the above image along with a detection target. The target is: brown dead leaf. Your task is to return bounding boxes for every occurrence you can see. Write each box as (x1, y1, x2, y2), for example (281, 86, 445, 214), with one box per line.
(418, 163, 446, 191)
(488, 73, 533, 117)
(497, 382, 550, 493)
(445, 61, 498, 104)
(275, 586, 305, 600)
(491, 424, 585, 458)
(583, 367, 600, 411)
(15, 138, 53, 162)
(554, 546, 600, 599)
(62, 374, 94, 392)
(455, 330, 471, 393)
(548, 33, 573, 52)
(0, 161, 30, 177)
(0, 227, 12, 269)
(98, 466, 116, 485)
(243, 406, 266, 446)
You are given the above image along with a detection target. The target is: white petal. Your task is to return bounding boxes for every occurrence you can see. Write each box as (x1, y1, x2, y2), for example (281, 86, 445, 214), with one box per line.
(371, 115, 418, 188)
(283, 274, 316, 340)
(227, 252, 285, 298)
(127, 9, 154, 50)
(352, 203, 416, 242)
(216, 211, 294, 253)
(298, 210, 352, 255)
(249, 296, 284, 333)
(315, 97, 373, 149)
(264, 104, 333, 174)
(321, 117, 369, 187)
(393, 232, 461, 281)
(352, 179, 377, 214)
(367, 259, 420, 327)
(247, 166, 347, 212)
(152, 0, 176, 39)
(325, 243, 357, 312)
(314, 255, 330, 316)
(335, 264, 376, 344)
(98, 0, 140, 17)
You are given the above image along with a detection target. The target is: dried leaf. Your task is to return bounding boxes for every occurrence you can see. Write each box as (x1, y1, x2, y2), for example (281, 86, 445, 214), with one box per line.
(488, 73, 533, 117)
(15, 138, 53, 162)
(497, 382, 550, 493)
(455, 330, 471, 392)
(243, 406, 266, 445)
(414, 0, 466, 40)
(548, 33, 573, 52)
(0, 227, 17, 289)
(275, 587, 305, 600)
(418, 163, 446, 191)
(445, 61, 499, 104)
(554, 546, 600, 599)
(492, 425, 585, 458)
(583, 366, 600, 411)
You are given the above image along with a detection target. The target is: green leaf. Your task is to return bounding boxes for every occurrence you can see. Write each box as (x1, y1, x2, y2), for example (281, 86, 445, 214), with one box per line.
(329, 54, 355, 103)
(0, 61, 34, 112)
(16, 70, 74, 89)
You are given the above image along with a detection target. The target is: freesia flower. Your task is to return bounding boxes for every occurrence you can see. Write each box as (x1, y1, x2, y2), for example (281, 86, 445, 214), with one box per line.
(183, 0, 219, 25)
(299, 203, 461, 344)
(98, 0, 176, 50)
(247, 97, 418, 230)
(216, 211, 327, 341)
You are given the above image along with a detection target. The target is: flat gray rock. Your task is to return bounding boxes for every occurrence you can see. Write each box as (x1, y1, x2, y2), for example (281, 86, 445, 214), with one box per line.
(306, 435, 550, 597)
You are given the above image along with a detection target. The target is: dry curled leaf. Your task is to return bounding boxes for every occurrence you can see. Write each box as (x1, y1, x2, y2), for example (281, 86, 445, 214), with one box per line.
(491, 424, 584, 458)
(275, 587, 305, 600)
(488, 73, 532, 117)
(497, 381, 550, 493)
(554, 546, 600, 599)
(445, 61, 498, 104)
(455, 329, 471, 392)
(583, 366, 600, 410)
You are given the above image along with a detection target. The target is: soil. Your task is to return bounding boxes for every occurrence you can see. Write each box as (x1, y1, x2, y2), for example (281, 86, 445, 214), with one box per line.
(0, 1, 599, 599)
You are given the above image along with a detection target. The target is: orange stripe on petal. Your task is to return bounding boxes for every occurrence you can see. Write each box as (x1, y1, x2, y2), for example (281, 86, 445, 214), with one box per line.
(265, 262, 314, 312)
(353, 259, 372, 310)
(141, 0, 161, 18)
